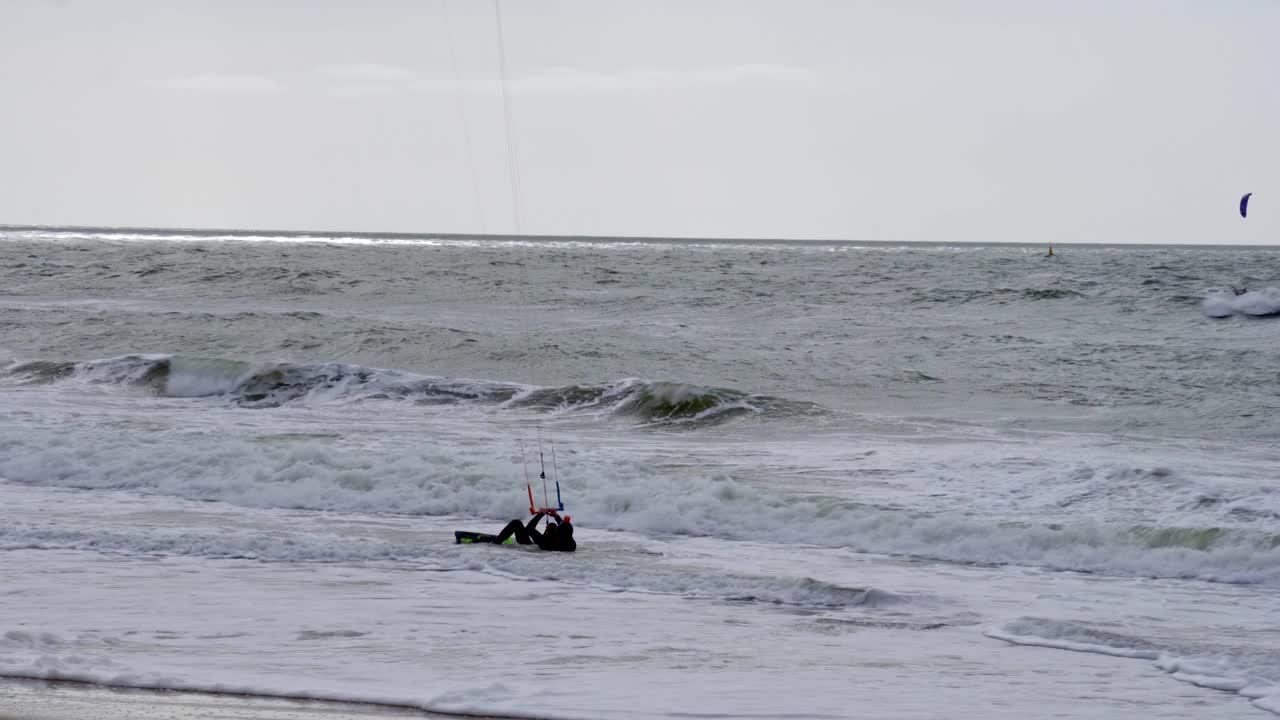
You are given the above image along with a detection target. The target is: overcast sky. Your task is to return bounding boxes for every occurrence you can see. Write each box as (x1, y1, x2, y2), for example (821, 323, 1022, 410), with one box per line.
(1, 0, 1276, 243)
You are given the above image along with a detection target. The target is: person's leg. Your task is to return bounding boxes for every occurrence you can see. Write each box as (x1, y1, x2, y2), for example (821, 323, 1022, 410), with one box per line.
(494, 519, 533, 545)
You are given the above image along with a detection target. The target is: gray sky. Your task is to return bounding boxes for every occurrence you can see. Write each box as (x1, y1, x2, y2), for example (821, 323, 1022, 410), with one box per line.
(1, 0, 1277, 243)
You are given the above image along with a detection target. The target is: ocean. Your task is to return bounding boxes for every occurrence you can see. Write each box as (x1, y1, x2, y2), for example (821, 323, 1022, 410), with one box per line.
(1, 226, 1279, 718)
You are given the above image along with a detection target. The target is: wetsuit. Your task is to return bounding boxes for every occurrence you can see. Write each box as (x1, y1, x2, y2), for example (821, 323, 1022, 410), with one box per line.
(492, 512, 576, 552)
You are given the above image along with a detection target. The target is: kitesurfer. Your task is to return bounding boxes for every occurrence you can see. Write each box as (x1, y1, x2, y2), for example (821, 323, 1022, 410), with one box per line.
(488, 510, 576, 552)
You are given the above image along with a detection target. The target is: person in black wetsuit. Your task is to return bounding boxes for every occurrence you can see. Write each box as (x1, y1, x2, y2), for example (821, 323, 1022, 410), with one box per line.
(490, 511, 576, 552)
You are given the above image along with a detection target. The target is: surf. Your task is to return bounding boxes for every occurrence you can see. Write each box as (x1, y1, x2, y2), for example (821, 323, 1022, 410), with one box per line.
(3, 354, 822, 427)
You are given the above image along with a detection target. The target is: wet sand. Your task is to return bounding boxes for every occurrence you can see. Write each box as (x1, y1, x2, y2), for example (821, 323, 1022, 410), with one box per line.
(0, 680, 494, 720)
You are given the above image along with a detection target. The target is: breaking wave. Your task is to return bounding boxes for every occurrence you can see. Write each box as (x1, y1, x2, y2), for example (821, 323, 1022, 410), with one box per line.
(3, 354, 822, 427)
(1203, 287, 1280, 318)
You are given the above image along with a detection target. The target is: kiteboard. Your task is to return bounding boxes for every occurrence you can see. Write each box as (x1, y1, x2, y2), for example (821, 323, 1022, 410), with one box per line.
(455, 530, 514, 545)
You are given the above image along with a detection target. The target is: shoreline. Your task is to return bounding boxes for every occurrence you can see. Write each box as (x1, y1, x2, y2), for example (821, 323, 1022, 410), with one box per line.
(0, 679, 504, 720)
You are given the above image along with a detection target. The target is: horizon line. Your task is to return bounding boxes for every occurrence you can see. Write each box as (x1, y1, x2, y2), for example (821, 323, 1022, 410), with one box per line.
(1, 223, 1274, 250)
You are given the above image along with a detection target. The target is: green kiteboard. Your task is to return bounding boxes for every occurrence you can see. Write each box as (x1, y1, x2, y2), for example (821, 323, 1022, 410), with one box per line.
(455, 530, 515, 545)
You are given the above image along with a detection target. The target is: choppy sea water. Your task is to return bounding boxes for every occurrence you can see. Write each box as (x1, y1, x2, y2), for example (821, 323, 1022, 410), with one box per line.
(2, 227, 1279, 718)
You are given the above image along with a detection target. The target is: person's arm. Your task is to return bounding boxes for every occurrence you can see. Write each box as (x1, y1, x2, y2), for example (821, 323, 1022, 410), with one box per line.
(525, 512, 545, 533)
(534, 522, 558, 550)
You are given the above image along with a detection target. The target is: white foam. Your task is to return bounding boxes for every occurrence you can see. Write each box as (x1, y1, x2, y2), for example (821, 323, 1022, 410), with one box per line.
(989, 618, 1280, 716)
(4, 423, 1280, 587)
(0, 523, 898, 609)
(985, 618, 1160, 659)
(1203, 287, 1280, 318)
